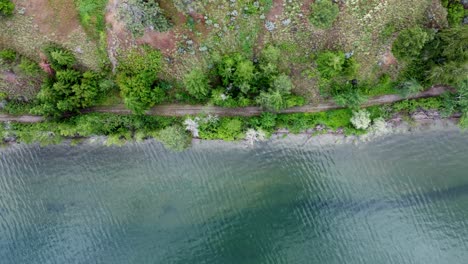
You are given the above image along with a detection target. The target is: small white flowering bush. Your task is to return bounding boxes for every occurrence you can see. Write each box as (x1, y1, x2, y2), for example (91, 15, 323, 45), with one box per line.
(245, 129, 266, 146)
(350, 109, 371, 129)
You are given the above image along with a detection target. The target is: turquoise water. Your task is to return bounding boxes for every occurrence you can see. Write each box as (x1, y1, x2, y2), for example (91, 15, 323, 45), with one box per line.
(1, 128, 468, 263)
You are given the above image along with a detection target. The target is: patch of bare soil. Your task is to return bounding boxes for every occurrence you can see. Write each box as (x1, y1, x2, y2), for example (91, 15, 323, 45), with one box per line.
(137, 31, 177, 56)
(21, 0, 81, 40)
(254, 0, 284, 56)
(381, 49, 398, 69)
(105, 0, 136, 70)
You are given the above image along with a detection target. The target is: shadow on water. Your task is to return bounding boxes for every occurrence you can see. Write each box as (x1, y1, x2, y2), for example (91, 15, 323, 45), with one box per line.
(298, 182, 468, 215)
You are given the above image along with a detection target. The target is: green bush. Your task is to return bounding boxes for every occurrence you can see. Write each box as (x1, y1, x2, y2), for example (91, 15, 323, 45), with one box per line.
(398, 79, 424, 98)
(33, 70, 112, 116)
(116, 46, 166, 114)
(0, 0, 14, 16)
(0, 49, 16, 62)
(309, 0, 339, 29)
(392, 26, 433, 61)
(216, 118, 244, 141)
(183, 68, 211, 100)
(316, 51, 345, 78)
(330, 81, 367, 109)
(442, 0, 466, 27)
(119, 0, 172, 37)
(157, 125, 191, 151)
(256, 74, 293, 111)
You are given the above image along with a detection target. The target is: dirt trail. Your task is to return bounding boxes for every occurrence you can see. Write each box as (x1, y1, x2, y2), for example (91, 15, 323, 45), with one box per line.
(0, 86, 450, 122)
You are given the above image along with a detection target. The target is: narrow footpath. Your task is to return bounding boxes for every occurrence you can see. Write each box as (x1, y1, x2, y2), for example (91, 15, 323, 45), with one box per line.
(0, 86, 450, 123)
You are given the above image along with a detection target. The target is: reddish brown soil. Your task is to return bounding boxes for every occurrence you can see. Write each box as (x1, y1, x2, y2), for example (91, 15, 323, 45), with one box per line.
(381, 50, 398, 69)
(138, 31, 177, 56)
(21, 0, 82, 40)
(254, 0, 284, 56)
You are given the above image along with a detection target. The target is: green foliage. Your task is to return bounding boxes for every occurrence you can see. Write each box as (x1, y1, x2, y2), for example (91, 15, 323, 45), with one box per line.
(183, 69, 211, 100)
(455, 79, 468, 113)
(74, 0, 107, 38)
(119, 0, 172, 37)
(260, 45, 281, 64)
(316, 51, 345, 78)
(0, 49, 16, 62)
(2, 100, 37, 115)
(330, 82, 367, 109)
(157, 125, 191, 151)
(398, 79, 424, 98)
(442, 0, 466, 27)
(392, 26, 433, 62)
(0, 0, 14, 16)
(216, 118, 244, 141)
(309, 0, 339, 29)
(18, 58, 42, 76)
(33, 47, 113, 116)
(33, 70, 112, 116)
(392, 97, 443, 113)
(43, 45, 76, 70)
(116, 47, 165, 114)
(211, 52, 304, 110)
(420, 26, 468, 86)
(256, 74, 293, 111)
(360, 74, 397, 96)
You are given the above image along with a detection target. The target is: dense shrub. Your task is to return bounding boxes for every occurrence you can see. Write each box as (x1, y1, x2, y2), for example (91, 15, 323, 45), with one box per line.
(0, 0, 14, 16)
(119, 0, 172, 37)
(183, 69, 211, 100)
(116, 47, 166, 114)
(32, 47, 112, 116)
(442, 0, 466, 27)
(309, 0, 339, 29)
(33, 70, 113, 116)
(157, 125, 191, 151)
(398, 79, 424, 98)
(329, 81, 367, 109)
(209, 51, 303, 110)
(419, 26, 468, 86)
(256, 74, 293, 111)
(392, 27, 434, 62)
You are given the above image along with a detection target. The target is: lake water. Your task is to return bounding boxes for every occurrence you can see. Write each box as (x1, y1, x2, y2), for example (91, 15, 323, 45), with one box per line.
(1, 127, 468, 264)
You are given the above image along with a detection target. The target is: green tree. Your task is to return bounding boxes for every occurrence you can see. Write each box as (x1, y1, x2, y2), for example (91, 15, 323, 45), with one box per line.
(392, 27, 433, 61)
(0, 0, 14, 16)
(183, 68, 211, 100)
(116, 47, 165, 114)
(316, 51, 345, 78)
(257, 90, 286, 112)
(309, 0, 339, 29)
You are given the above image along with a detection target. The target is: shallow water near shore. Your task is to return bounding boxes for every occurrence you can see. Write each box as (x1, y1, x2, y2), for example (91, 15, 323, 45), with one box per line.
(1, 126, 468, 263)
